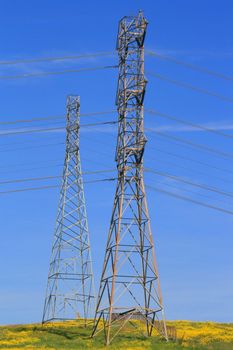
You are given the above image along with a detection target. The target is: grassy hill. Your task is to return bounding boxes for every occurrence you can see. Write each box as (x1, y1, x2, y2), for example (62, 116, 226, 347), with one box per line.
(0, 320, 233, 349)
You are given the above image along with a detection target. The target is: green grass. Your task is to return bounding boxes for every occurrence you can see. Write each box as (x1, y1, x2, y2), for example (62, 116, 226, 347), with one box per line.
(0, 320, 232, 349)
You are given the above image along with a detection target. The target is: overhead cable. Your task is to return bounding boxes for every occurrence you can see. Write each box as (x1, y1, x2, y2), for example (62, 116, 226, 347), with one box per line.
(146, 49, 233, 82)
(0, 65, 117, 80)
(145, 108, 233, 140)
(150, 145, 233, 176)
(147, 71, 233, 104)
(146, 127, 233, 160)
(0, 120, 117, 137)
(0, 110, 116, 126)
(146, 184, 233, 216)
(0, 169, 115, 185)
(0, 177, 116, 195)
(146, 168, 233, 199)
(0, 51, 115, 65)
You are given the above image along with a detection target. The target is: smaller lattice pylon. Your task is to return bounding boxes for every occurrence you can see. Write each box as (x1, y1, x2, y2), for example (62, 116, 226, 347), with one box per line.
(42, 95, 95, 325)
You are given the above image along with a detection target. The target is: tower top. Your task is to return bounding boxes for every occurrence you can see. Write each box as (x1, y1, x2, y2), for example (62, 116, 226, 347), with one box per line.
(118, 10, 148, 25)
(116, 11, 148, 50)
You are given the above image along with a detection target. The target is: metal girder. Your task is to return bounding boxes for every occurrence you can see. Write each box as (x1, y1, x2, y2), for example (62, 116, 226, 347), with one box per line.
(92, 11, 168, 345)
(42, 96, 95, 325)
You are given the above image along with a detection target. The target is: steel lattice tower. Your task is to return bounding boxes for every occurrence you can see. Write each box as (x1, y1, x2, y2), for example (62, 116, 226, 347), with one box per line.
(92, 12, 167, 344)
(42, 96, 95, 325)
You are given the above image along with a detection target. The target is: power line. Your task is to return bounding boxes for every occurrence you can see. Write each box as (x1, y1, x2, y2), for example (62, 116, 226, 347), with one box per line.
(80, 120, 117, 128)
(3, 138, 232, 191)
(2, 49, 231, 84)
(146, 176, 233, 206)
(146, 49, 233, 82)
(0, 154, 114, 175)
(0, 110, 116, 126)
(0, 135, 233, 181)
(145, 168, 233, 199)
(0, 111, 116, 150)
(1, 117, 233, 192)
(0, 158, 232, 215)
(0, 158, 61, 170)
(0, 164, 63, 175)
(0, 51, 115, 66)
(146, 127, 233, 160)
(1, 176, 231, 217)
(146, 184, 233, 216)
(80, 134, 233, 186)
(145, 108, 233, 140)
(0, 149, 113, 175)
(149, 145, 233, 176)
(81, 128, 233, 185)
(0, 142, 65, 153)
(1, 119, 233, 194)
(0, 184, 59, 195)
(147, 149, 233, 186)
(0, 169, 115, 185)
(1, 107, 232, 143)
(0, 126, 64, 137)
(79, 129, 233, 176)
(80, 110, 116, 117)
(147, 71, 233, 104)
(80, 136, 233, 187)
(0, 177, 116, 195)
(75, 128, 233, 185)
(0, 120, 117, 137)
(83, 169, 115, 175)
(0, 175, 60, 185)
(0, 65, 117, 80)
(0, 133, 64, 149)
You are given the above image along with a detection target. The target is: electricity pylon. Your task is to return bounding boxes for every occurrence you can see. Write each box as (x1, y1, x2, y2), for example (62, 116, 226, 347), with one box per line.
(42, 95, 95, 325)
(92, 11, 168, 344)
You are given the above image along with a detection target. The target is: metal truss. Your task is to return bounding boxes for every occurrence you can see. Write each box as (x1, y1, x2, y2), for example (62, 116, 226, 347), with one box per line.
(42, 96, 95, 325)
(92, 11, 168, 344)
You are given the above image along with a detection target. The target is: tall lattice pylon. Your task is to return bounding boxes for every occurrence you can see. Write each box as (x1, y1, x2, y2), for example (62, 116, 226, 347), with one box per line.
(92, 12, 167, 344)
(42, 96, 95, 325)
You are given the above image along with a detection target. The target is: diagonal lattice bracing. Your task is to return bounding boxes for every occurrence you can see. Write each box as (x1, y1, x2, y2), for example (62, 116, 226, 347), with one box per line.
(92, 11, 168, 345)
(42, 96, 95, 325)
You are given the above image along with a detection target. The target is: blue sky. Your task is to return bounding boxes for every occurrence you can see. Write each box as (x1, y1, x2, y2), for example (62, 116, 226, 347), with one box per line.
(0, 0, 233, 324)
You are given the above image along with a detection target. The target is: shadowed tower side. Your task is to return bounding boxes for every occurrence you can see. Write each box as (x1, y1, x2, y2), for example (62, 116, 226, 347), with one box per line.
(42, 95, 95, 325)
(92, 12, 168, 345)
